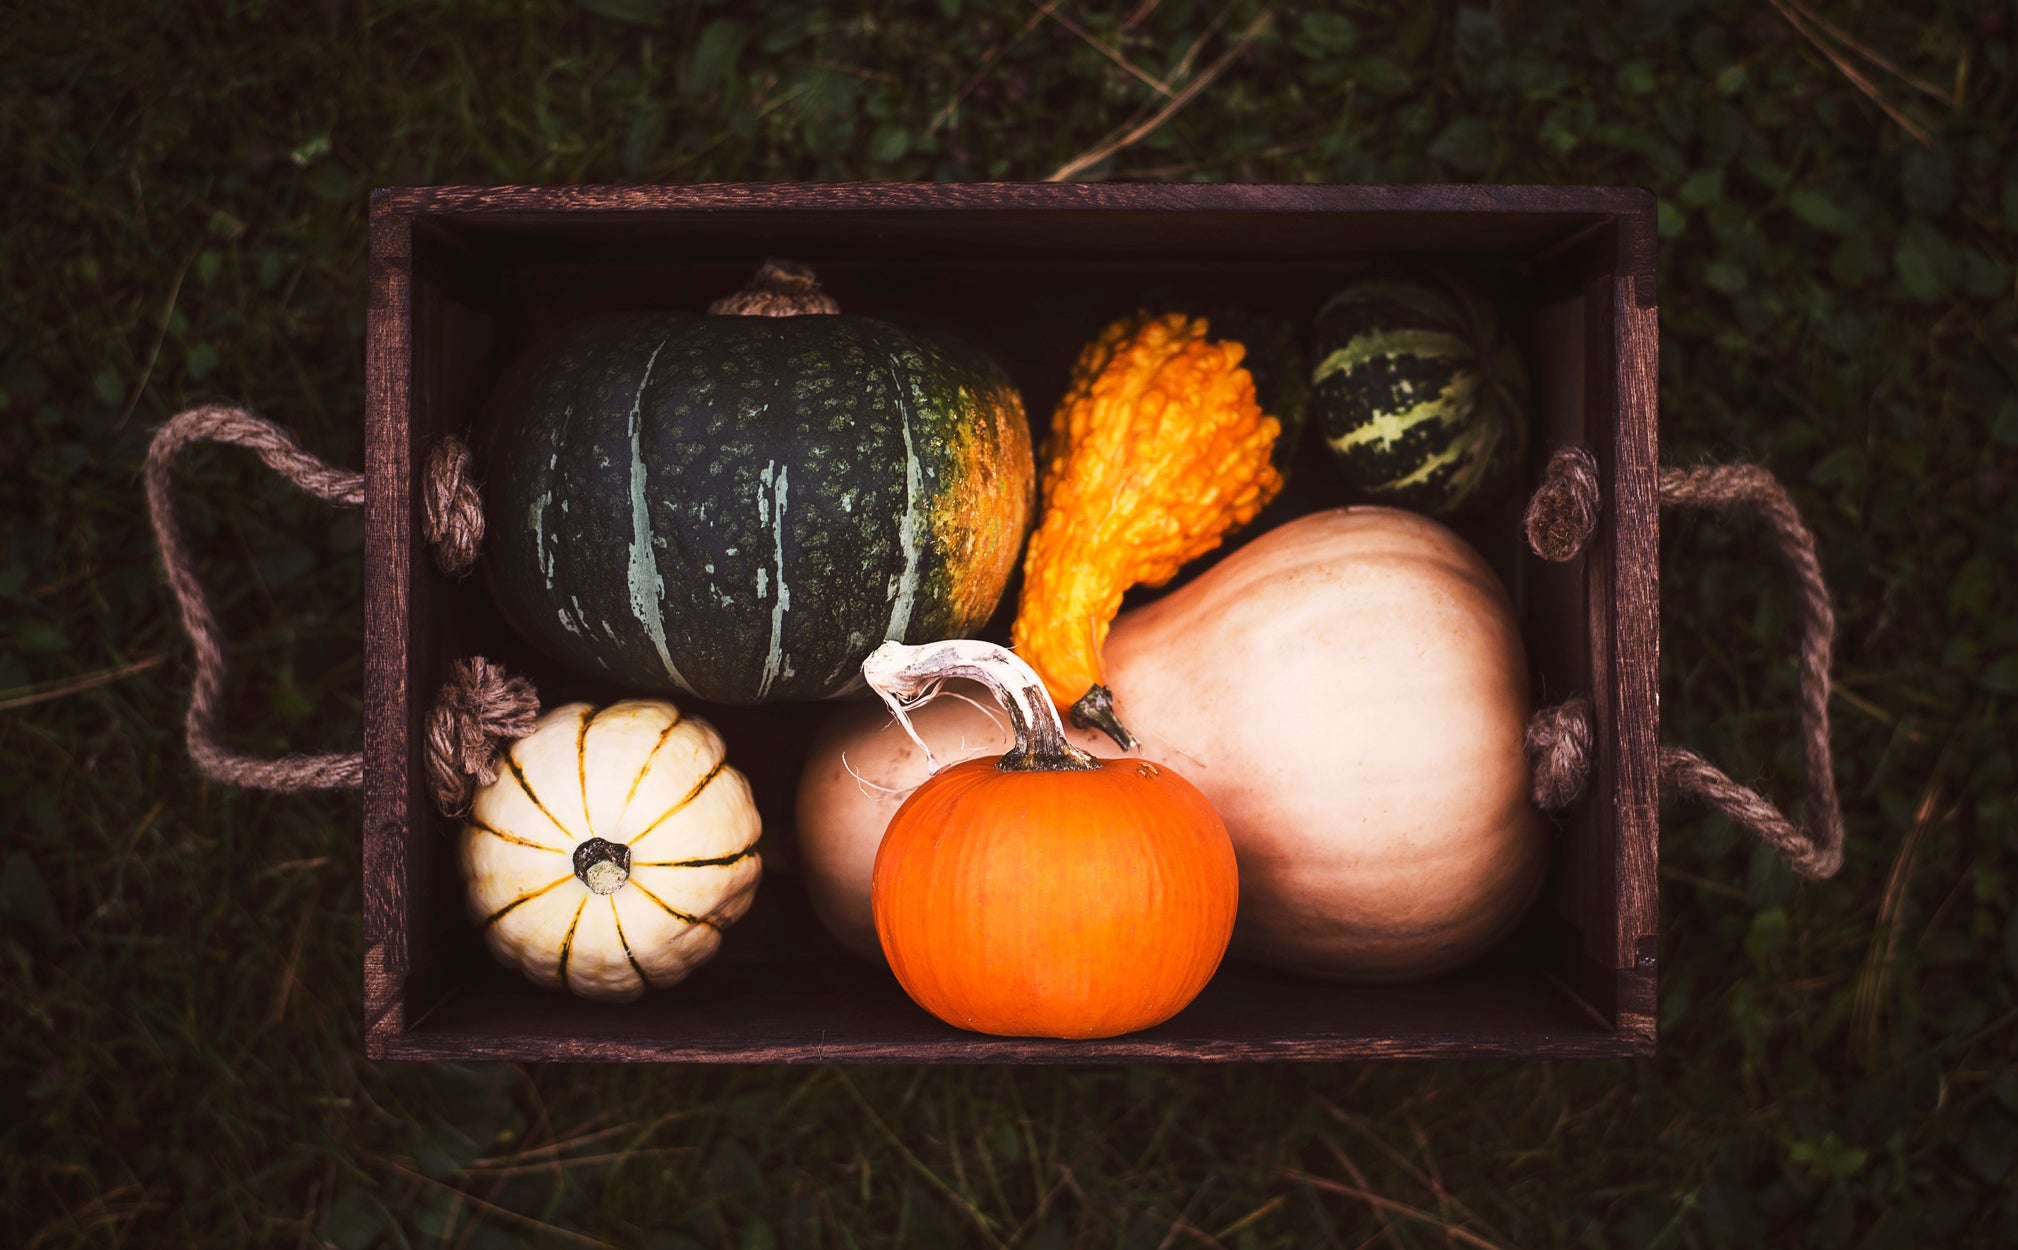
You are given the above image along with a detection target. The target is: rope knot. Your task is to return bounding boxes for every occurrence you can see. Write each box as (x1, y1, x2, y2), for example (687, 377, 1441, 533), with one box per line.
(426, 658, 541, 817)
(1525, 696, 1594, 813)
(1523, 445, 1602, 563)
(423, 435, 484, 577)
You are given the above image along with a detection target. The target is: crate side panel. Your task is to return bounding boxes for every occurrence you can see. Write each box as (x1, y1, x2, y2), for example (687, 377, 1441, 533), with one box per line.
(363, 204, 414, 1051)
(400, 244, 501, 1024)
(1610, 275, 1660, 1045)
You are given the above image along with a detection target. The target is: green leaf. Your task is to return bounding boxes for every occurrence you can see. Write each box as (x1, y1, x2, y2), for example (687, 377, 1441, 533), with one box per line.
(1787, 1132, 1868, 1181)
(1353, 56, 1413, 97)
(1427, 117, 1494, 175)
(16, 617, 68, 652)
(288, 133, 331, 166)
(1958, 247, 2007, 298)
(1657, 199, 1687, 240)
(1996, 1066, 2018, 1114)
(1617, 60, 1657, 96)
(1949, 554, 2001, 621)
(1991, 397, 2018, 448)
(682, 19, 748, 98)
(580, 0, 672, 27)
(1677, 167, 1723, 209)
(1831, 231, 1885, 286)
(186, 342, 219, 382)
(1901, 146, 1953, 216)
(868, 123, 910, 163)
(195, 250, 223, 285)
(1963, 1108, 2017, 1182)
(1297, 12, 1358, 54)
(303, 162, 356, 205)
(412, 1188, 457, 1238)
(1745, 907, 1789, 966)
(625, 99, 670, 175)
(1981, 654, 2018, 695)
(1788, 188, 1856, 235)
(317, 1189, 390, 1250)
(1703, 259, 1748, 294)
(1894, 219, 1958, 302)
(1, 853, 60, 951)
(1451, 6, 1504, 90)
(91, 368, 123, 406)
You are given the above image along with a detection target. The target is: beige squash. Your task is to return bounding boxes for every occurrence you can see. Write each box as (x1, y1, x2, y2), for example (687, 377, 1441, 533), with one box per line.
(794, 505, 1545, 982)
(460, 699, 762, 1001)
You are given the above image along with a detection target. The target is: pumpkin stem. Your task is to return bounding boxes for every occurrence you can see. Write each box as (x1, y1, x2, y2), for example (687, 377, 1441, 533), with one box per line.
(707, 258, 841, 317)
(572, 837, 632, 895)
(862, 639, 1101, 774)
(1069, 684, 1139, 751)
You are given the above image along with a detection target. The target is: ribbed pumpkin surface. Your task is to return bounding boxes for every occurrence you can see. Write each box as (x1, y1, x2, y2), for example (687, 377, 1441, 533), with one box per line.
(871, 757, 1238, 1039)
(459, 700, 762, 1001)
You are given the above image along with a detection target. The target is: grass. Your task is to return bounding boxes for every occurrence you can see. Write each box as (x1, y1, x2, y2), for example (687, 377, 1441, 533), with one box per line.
(3, 0, 2016, 1245)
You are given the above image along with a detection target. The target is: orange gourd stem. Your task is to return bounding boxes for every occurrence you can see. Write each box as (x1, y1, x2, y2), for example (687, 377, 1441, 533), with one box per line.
(1011, 312, 1284, 749)
(860, 638, 1099, 774)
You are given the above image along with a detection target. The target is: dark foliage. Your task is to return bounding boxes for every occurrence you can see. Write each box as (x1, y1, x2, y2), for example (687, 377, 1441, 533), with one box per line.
(2, 1, 2014, 1246)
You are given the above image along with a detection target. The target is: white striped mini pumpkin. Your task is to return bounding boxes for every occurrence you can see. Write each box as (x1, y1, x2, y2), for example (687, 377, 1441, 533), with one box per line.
(458, 699, 762, 1002)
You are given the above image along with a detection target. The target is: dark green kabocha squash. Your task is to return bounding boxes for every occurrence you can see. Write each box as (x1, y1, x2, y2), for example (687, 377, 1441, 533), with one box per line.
(480, 260, 1036, 704)
(1309, 272, 1528, 516)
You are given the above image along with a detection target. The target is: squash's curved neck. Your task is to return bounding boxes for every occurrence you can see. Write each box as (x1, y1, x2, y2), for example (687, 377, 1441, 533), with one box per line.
(861, 639, 1101, 774)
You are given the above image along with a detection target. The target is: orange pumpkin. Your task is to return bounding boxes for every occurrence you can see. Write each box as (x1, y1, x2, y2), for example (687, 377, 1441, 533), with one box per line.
(861, 639, 1238, 1039)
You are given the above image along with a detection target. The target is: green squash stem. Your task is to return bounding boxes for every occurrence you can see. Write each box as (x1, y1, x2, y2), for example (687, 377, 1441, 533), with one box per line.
(1069, 684, 1139, 752)
(707, 258, 840, 317)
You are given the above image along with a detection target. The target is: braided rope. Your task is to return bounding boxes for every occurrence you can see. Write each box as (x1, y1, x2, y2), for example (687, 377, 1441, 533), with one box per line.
(1518, 450, 1843, 880)
(145, 406, 531, 810)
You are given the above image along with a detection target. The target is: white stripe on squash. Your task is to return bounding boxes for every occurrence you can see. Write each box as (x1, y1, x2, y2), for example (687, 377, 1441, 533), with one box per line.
(1323, 368, 1482, 454)
(624, 340, 696, 695)
(757, 461, 790, 699)
(1312, 328, 1470, 385)
(884, 358, 923, 641)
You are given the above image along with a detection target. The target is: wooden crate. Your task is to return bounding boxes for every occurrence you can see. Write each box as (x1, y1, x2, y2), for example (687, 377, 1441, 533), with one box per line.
(362, 184, 1658, 1062)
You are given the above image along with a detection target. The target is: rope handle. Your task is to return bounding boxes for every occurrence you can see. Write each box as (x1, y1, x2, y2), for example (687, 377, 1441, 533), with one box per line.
(1520, 446, 1845, 881)
(144, 405, 535, 813)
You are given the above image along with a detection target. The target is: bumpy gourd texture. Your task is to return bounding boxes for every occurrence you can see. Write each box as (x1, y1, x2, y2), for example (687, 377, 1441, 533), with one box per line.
(1012, 313, 1284, 712)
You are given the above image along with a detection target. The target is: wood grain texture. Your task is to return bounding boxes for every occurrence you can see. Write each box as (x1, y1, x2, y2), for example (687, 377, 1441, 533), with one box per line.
(363, 196, 413, 1052)
(1570, 265, 1621, 998)
(1611, 274, 1662, 980)
(361, 183, 1662, 1061)
(383, 951, 1632, 1064)
(377, 182, 1659, 217)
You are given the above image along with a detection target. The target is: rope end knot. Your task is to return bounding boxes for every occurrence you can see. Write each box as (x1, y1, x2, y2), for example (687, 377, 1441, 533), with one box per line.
(1524, 445, 1602, 563)
(1525, 695, 1594, 813)
(426, 657, 540, 817)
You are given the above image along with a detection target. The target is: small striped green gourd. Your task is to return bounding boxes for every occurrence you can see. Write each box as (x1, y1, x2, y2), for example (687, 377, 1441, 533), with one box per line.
(1310, 273, 1528, 516)
(482, 260, 1035, 704)
(458, 699, 761, 1001)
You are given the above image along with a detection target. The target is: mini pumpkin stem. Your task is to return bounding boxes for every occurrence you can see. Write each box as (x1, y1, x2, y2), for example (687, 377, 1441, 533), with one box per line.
(862, 639, 1102, 774)
(572, 837, 632, 895)
(707, 258, 841, 317)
